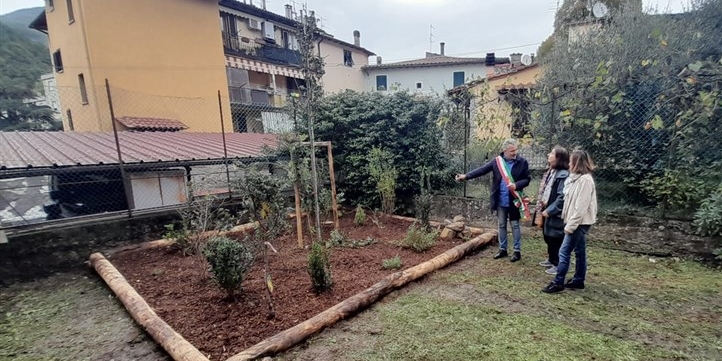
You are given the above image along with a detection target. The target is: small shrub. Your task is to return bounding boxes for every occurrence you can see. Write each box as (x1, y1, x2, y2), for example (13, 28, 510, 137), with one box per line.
(368, 147, 398, 214)
(402, 223, 438, 253)
(382, 255, 403, 270)
(414, 168, 434, 230)
(354, 205, 367, 226)
(694, 186, 722, 237)
(203, 236, 255, 297)
(308, 242, 333, 293)
(326, 229, 346, 248)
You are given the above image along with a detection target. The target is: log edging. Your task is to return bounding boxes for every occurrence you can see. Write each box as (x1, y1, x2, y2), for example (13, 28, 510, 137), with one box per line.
(91, 214, 496, 361)
(226, 231, 497, 361)
(89, 253, 210, 361)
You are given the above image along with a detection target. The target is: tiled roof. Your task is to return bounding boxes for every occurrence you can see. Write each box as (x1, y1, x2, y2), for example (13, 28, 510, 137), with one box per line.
(0, 132, 279, 170)
(115, 116, 188, 131)
(487, 63, 540, 81)
(364, 55, 510, 70)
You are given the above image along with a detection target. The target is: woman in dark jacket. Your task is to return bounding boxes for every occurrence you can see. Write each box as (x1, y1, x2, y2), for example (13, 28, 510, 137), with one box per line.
(535, 146, 570, 274)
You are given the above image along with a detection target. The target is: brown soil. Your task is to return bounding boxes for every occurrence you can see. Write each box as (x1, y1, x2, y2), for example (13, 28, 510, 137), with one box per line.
(111, 215, 463, 360)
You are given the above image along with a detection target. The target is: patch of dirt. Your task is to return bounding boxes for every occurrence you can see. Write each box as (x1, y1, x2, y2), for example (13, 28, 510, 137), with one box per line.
(111, 215, 464, 360)
(0, 271, 170, 361)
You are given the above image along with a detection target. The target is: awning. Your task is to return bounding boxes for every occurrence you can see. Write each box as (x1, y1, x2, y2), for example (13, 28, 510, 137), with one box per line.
(225, 55, 303, 79)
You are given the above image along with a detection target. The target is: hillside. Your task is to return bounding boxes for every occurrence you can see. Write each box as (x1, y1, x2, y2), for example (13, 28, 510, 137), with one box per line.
(0, 7, 47, 45)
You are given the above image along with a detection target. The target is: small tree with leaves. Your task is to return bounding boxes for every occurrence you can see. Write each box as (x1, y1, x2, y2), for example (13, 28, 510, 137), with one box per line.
(234, 165, 289, 318)
(368, 147, 398, 214)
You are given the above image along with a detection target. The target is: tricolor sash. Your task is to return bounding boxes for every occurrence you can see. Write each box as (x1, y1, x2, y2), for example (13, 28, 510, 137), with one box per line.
(496, 156, 531, 220)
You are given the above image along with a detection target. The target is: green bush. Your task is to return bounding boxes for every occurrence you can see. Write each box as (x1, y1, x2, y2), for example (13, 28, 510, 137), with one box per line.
(694, 186, 722, 237)
(641, 170, 710, 213)
(382, 255, 403, 270)
(203, 236, 255, 297)
(402, 223, 438, 253)
(326, 229, 346, 248)
(354, 205, 367, 226)
(308, 242, 333, 293)
(311, 91, 456, 208)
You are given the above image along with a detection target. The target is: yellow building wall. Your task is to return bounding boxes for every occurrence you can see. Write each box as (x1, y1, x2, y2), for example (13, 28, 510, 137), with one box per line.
(47, 0, 231, 132)
(470, 66, 540, 141)
(44, 0, 97, 131)
(319, 42, 369, 93)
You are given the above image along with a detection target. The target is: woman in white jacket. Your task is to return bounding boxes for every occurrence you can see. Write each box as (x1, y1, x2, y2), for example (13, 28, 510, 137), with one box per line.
(542, 149, 597, 294)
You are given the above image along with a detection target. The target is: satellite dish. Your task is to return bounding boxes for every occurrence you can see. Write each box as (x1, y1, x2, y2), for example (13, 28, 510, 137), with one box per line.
(592, 2, 609, 18)
(520, 54, 533, 66)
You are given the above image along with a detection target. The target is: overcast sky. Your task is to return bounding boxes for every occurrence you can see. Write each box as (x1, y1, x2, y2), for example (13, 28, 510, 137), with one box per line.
(1, 0, 689, 62)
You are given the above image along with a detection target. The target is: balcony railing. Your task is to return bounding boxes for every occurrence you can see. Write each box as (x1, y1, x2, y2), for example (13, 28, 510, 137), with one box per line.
(228, 86, 288, 108)
(222, 32, 301, 67)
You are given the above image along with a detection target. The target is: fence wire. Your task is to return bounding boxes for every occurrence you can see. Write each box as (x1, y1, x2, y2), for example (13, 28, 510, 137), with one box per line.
(0, 81, 305, 229)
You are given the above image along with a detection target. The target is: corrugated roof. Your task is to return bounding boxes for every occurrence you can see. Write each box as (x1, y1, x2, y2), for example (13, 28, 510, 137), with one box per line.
(0, 132, 279, 170)
(115, 116, 188, 131)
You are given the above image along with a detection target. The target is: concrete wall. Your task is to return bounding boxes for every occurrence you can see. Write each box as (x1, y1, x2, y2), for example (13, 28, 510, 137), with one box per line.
(319, 41, 370, 93)
(365, 64, 487, 95)
(45, 0, 232, 132)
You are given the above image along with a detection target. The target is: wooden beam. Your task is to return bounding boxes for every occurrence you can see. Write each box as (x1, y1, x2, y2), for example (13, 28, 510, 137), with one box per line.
(298, 141, 330, 147)
(326, 143, 339, 230)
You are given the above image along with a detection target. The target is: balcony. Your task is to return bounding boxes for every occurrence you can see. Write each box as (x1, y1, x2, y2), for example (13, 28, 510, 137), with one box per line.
(228, 86, 288, 108)
(222, 32, 301, 67)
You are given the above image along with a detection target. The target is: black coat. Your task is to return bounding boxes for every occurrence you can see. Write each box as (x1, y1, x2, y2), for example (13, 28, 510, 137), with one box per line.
(465, 153, 532, 221)
(542, 170, 569, 239)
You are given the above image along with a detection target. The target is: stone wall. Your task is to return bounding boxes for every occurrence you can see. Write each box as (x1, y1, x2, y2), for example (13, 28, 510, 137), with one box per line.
(0, 211, 178, 285)
(430, 195, 720, 261)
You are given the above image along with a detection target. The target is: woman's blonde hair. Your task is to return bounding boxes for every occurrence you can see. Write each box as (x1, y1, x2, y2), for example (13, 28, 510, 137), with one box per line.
(570, 149, 595, 174)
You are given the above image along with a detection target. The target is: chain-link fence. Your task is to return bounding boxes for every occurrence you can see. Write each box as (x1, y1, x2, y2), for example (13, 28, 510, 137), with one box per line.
(0, 81, 302, 230)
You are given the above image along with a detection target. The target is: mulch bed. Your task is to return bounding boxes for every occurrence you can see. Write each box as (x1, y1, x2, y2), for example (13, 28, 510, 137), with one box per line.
(111, 215, 465, 360)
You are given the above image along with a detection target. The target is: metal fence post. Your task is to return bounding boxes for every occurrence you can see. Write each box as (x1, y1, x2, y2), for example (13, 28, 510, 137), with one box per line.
(218, 90, 232, 199)
(105, 79, 133, 218)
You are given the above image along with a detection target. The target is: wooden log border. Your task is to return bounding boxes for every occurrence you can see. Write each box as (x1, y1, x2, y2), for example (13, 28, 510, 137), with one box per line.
(89, 214, 496, 361)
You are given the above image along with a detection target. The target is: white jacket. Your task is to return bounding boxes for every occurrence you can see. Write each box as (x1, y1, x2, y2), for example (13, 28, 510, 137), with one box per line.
(561, 173, 597, 234)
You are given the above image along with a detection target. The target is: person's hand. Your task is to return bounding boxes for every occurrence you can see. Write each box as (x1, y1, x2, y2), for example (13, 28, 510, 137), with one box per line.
(455, 174, 466, 182)
(507, 183, 517, 191)
(542, 211, 549, 218)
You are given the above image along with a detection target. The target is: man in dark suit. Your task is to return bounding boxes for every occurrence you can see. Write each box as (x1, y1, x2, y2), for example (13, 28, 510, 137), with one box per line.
(456, 138, 532, 262)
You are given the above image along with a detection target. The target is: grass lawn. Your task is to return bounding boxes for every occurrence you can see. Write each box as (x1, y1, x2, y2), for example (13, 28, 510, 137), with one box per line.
(279, 237, 722, 361)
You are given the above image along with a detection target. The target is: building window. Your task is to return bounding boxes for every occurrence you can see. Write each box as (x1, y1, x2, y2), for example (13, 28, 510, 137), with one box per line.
(343, 50, 353, 67)
(52, 50, 63, 73)
(46, 0, 54, 11)
(78, 74, 88, 104)
(66, 0, 75, 23)
(376, 75, 387, 91)
(453, 71, 465, 87)
(66, 109, 74, 131)
(416, 82, 423, 89)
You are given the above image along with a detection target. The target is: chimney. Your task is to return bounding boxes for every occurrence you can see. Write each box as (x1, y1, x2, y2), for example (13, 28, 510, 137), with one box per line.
(485, 52, 495, 66)
(530, 53, 536, 64)
(285, 4, 293, 18)
(510, 53, 522, 67)
(440, 42, 445, 56)
(353, 30, 361, 47)
(261, 0, 266, 10)
(376, 56, 382, 65)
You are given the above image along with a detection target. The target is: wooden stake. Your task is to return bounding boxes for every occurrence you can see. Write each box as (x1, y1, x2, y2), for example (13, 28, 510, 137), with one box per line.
(291, 150, 304, 248)
(227, 231, 497, 361)
(89, 253, 210, 361)
(326, 143, 339, 230)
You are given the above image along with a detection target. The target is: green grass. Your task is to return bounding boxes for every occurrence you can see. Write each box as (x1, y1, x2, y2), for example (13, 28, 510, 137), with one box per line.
(280, 239, 722, 361)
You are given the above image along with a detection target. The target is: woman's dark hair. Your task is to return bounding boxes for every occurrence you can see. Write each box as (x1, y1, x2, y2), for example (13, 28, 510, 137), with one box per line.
(552, 146, 570, 170)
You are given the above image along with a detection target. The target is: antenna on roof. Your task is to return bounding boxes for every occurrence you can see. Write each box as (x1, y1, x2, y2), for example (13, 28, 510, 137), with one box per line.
(429, 24, 435, 52)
